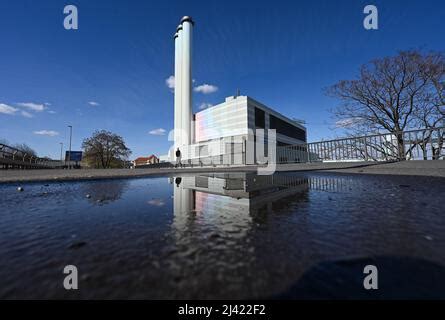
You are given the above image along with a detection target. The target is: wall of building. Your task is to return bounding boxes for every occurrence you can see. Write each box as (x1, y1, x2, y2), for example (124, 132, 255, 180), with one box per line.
(182, 95, 308, 166)
(195, 96, 249, 143)
(246, 97, 307, 145)
(246, 96, 307, 164)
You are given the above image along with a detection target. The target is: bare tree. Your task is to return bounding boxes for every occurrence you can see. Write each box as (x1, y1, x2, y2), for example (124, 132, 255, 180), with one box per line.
(327, 50, 445, 160)
(13, 143, 37, 157)
(429, 53, 445, 116)
(82, 130, 131, 168)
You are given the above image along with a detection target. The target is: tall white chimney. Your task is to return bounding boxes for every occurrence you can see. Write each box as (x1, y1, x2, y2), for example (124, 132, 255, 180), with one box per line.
(180, 16, 194, 148)
(174, 24, 183, 149)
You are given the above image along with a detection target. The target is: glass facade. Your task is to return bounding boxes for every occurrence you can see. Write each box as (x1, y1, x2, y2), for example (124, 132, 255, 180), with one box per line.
(195, 102, 248, 142)
(270, 114, 306, 142)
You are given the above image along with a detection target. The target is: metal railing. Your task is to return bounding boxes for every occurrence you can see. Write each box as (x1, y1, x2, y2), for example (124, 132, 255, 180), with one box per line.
(163, 126, 444, 167)
(279, 127, 445, 163)
(0, 143, 63, 169)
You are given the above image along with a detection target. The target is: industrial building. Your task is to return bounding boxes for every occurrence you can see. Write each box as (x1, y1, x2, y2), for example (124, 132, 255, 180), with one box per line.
(167, 16, 307, 166)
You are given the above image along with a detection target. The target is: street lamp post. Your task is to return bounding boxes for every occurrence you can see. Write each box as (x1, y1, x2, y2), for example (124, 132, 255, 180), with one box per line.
(68, 125, 72, 169)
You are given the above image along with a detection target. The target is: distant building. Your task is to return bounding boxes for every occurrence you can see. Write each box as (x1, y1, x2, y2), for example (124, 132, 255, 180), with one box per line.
(133, 155, 159, 167)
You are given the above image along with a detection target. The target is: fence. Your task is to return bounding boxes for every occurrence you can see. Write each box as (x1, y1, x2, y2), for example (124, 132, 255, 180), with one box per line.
(279, 127, 445, 163)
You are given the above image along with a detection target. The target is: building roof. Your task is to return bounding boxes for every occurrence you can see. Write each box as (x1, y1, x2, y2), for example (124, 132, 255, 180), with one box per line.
(194, 95, 306, 131)
(134, 154, 158, 161)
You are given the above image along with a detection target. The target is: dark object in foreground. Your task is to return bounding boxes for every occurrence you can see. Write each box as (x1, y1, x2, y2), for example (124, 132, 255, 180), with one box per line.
(275, 256, 445, 299)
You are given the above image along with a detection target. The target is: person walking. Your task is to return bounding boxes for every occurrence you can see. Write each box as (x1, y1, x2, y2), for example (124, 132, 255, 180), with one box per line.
(175, 148, 182, 168)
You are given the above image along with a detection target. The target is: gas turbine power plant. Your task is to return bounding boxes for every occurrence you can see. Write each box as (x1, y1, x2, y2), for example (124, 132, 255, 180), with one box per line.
(166, 16, 308, 166)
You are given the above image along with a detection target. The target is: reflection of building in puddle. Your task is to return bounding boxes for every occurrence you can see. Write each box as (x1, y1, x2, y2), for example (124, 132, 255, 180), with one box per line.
(171, 173, 309, 237)
(309, 175, 364, 193)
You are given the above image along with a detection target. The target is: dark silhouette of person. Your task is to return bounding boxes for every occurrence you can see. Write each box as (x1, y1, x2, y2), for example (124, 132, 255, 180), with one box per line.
(175, 148, 182, 168)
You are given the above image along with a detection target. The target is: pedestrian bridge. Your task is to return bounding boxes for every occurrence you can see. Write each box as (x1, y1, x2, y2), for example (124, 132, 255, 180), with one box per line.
(0, 143, 63, 169)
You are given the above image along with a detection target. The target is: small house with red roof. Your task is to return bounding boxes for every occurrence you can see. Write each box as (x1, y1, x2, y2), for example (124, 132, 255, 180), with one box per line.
(133, 154, 159, 167)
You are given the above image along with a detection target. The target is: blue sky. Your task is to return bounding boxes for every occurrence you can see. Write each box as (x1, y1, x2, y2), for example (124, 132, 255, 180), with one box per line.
(0, 0, 444, 159)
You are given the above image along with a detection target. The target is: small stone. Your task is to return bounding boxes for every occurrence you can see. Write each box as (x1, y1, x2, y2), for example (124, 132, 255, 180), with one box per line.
(85, 194, 91, 198)
(424, 235, 433, 241)
(17, 187, 24, 192)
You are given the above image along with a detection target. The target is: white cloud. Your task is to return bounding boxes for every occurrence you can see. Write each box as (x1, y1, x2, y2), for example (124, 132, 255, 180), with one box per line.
(149, 128, 166, 136)
(166, 75, 175, 90)
(88, 101, 100, 106)
(48, 110, 56, 114)
(33, 130, 59, 137)
(0, 103, 18, 115)
(17, 102, 46, 112)
(21, 111, 33, 118)
(194, 83, 218, 94)
(44, 102, 51, 106)
(198, 102, 213, 110)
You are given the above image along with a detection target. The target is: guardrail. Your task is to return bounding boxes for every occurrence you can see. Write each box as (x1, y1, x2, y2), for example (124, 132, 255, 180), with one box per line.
(159, 127, 445, 167)
(0, 143, 64, 169)
(279, 127, 445, 163)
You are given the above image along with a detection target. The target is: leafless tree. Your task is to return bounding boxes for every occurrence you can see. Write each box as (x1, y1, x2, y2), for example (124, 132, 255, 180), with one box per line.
(327, 50, 445, 160)
(82, 130, 131, 168)
(13, 143, 37, 157)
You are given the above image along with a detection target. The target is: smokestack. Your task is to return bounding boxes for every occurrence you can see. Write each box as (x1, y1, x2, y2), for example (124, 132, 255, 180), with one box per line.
(174, 24, 183, 149)
(180, 16, 194, 147)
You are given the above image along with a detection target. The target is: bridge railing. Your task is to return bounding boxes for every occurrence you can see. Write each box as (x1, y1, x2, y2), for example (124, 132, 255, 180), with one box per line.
(0, 143, 63, 169)
(278, 127, 445, 163)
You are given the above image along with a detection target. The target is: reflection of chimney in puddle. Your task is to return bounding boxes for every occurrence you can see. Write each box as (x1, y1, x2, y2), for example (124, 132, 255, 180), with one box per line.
(172, 176, 194, 233)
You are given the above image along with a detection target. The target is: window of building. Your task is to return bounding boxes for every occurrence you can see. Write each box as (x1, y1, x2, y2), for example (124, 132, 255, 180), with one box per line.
(270, 115, 306, 142)
(255, 107, 265, 129)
